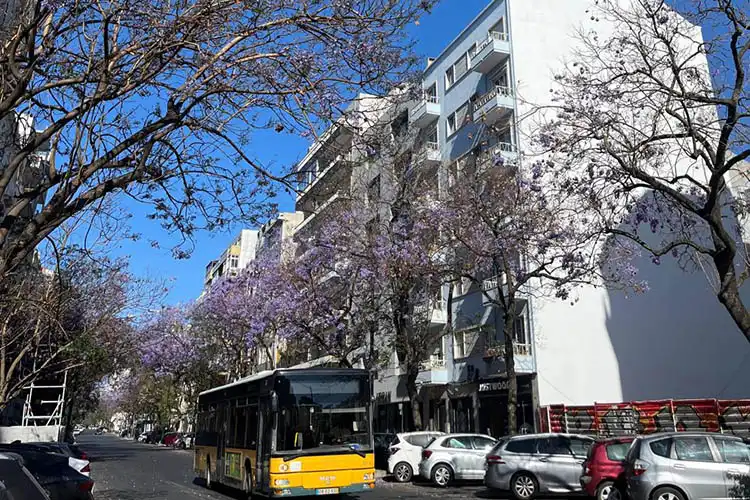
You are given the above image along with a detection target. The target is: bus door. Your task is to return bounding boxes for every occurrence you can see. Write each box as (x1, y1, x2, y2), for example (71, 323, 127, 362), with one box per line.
(256, 396, 274, 495)
(216, 404, 227, 483)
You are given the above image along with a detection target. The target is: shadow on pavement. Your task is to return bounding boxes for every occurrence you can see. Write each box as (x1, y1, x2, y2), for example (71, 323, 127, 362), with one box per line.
(192, 477, 247, 499)
(94, 489, 172, 499)
(474, 489, 512, 499)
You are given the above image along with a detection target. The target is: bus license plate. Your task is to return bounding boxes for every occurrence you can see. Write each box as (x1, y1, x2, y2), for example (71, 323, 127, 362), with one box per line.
(316, 488, 339, 495)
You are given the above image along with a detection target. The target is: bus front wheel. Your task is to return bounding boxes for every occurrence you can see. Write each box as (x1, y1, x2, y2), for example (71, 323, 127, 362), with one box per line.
(206, 457, 213, 489)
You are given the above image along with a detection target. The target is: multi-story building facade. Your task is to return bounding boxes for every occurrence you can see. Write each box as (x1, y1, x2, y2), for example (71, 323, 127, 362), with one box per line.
(255, 211, 304, 263)
(292, 94, 387, 252)
(370, 0, 750, 436)
(253, 212, 304, 370)
(203, 229, 259, 290)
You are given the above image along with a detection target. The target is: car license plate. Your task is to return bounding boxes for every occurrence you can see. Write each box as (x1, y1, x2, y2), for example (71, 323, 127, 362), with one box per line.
(316, 488, 339, 495)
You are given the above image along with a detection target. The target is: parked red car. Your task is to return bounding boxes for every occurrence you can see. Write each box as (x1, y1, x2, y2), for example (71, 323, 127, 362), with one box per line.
(161, 432, 179, 446)
(581, 436, 635, 500)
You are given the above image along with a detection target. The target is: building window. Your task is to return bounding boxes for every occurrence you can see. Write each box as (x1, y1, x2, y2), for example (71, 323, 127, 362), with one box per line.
(454, 330, 466, 359)
(467, 41, 478, 61)
(447, 114, 456, 136)
(514, 314, 527, 345)
(445, 66, 455, 88)
(446, 101, 470, 138)
(424, 82, 438, 102)
(367, 175, 381, 205)
(454, 326, 488, 359)
(454, 53, 469, 81)
(228, 254, 239, 269)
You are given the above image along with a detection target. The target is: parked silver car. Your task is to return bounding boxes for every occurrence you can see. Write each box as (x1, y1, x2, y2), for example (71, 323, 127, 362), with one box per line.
(625, 432, 750, 500)
(484, 433, 595, 500)
(418, 433, 497, 487)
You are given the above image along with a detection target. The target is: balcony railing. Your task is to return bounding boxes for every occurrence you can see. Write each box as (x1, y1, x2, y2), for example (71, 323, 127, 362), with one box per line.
(410, 95, 440, 128)
(425, 141, 439, 152)
(484, 342, 531, 358)
(299, 151, 357, 194)
(419, 356, 446, 371)
(477, 142, 518, 170)
(474, 85, 514, 110)
(473, 31, 509, 58)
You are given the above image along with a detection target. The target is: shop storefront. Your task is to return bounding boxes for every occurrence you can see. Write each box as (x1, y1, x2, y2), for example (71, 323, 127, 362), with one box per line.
(477, 374, 537, 437)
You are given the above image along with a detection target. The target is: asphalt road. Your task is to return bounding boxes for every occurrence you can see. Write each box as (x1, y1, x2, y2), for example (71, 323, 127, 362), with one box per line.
(75, 433, 536, 500)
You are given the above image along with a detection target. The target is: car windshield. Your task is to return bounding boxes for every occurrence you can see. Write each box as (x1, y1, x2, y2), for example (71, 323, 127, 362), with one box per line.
(275, 374, 371, 453)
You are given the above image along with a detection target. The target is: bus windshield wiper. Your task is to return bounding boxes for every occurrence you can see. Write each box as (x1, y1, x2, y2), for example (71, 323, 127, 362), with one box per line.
(341, 444, 366, 458)
(283, 453, 303, 462)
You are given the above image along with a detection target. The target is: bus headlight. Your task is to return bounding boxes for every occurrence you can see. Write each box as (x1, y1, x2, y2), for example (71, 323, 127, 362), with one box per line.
(363, 473, 374, 481)
(274, 479, 290, 486)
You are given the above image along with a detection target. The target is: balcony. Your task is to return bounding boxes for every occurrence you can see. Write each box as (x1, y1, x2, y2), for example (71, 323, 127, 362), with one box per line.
(414, 298, 448, 325)
(294, 191, 347, 243)
(478, 142, 519, 170)
(296, 151, 356, 206)
(484, 342, 531, 358)
(470, 32, 511, 74)
(417, 141, 441, 166)
(409, 95, 440, 129)
(472, 85, 514, 125)
(481, 275, 507, 306)
(483, 342, 534, 373)
(418, 355, 449, 384)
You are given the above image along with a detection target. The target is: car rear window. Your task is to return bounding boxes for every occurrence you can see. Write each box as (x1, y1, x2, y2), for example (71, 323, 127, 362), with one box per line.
(506, 438, 537, 454)
(649, 438, 672, 458)
(606, 442, 631, 461)
(405, 434, 431, 448)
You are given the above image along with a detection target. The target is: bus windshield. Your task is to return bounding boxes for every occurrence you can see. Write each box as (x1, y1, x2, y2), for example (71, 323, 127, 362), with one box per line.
(275, 373, 371, 453)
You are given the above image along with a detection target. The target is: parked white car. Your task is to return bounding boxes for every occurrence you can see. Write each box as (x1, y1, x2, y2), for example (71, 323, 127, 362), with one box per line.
(387, 431, 444, 482)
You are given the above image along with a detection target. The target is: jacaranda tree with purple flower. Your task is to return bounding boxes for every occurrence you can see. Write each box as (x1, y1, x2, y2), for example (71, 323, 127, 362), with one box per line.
(442, 155, 601, 435)
(0, 0, 437, 284)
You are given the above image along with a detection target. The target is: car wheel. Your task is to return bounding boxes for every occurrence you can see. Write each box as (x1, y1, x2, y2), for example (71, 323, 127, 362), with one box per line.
(394, 462, 413, 483)
(431, 464, 452, 488)
(652, 487, 686, 500)
(597, 481, 619, 500)
(511, 472, 538, 500)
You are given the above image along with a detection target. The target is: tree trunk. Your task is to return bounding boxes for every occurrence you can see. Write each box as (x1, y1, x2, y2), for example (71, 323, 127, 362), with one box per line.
(502, 302, 518, 436)
(713, 248, 750, 341)
(405, 364, 422, 430)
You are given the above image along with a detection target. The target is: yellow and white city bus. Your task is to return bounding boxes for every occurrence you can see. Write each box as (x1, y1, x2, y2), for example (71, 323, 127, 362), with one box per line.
(194, 367, 376, 497)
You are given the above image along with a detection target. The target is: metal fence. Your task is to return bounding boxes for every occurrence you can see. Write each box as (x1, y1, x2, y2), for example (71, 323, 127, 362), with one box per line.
(538, 399, 750, 437)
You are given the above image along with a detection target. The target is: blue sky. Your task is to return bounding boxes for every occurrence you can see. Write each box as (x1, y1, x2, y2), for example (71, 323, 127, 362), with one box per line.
(114, 0, 492, 305)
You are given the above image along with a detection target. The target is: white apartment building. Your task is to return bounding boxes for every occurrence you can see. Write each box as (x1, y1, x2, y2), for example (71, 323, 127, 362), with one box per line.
(203, 229, 259, 290)
(368, 0, 750, 436)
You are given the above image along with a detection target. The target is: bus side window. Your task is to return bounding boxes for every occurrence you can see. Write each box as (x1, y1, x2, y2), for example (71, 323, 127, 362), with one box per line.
(234, 406, 247, 449)
(247, 406, 258, 449)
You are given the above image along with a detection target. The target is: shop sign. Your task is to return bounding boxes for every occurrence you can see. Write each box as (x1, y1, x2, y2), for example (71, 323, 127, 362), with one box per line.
(479, 381, 510, 392)
(479, 378, 532, 393)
